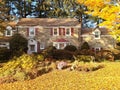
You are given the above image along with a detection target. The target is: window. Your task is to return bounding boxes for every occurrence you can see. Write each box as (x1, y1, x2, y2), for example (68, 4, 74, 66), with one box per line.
(94, 29, 101, 39)
(95, 32, 99, 38)
(53, 28, 58, 36)
(30, 45, 35, 51)
(65, 28, 71, 36)
(29, 27, 35, 36)
(40, 43, 45, 50)
(53, 42, 70, 49)
(5, 30, 12, 36)
(59, 43, 65, 49)
(95, 47, 101, 52)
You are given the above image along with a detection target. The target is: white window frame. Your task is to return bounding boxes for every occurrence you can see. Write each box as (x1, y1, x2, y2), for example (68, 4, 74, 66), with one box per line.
(53, 27, 59, 36)
(29, 27, 35, 36)
(5, 30, 13, 36)
(53, 42, 70, 49)
(65, 27, 71, 36)
(40, 42, 45, 50)
(30, 44, 35, 52)
(94, 31, 100, 39)
(95, 47, 101, 51)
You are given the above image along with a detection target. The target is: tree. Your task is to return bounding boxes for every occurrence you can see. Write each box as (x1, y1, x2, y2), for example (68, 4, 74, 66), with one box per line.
(77, 0, 120, 41)
(0, 0, 10, 32)
(81, 42, 90, 50)
(9, 34, 28, 56)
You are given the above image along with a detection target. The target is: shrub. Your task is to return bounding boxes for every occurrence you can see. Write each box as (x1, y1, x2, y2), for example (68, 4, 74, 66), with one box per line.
(75, 49, 95, 56)
(9, 34, 28, 57)
(81, 42, 90, 50)
(42, 46, 56, 58)
(114, 53, 120, 60)
(74, 55, 95, 63)
(52, 50, 74, 60)
(95, 50, 114, 62)
(13, 71, 29, 81)
(64, 45, 77, 52)
(0, 48, 11, 62)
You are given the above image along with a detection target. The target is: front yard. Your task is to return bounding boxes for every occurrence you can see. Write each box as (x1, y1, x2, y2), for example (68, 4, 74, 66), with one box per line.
(0, 62, 120, 90)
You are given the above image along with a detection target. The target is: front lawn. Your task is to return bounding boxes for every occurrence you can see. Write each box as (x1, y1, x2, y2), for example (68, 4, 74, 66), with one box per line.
(0, 62, 120, 90)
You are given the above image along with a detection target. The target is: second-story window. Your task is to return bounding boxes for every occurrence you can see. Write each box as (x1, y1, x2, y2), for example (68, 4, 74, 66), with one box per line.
(66, 28, 71, 36)
(29, 27, 35, 36)
(53, 28, 58, 36)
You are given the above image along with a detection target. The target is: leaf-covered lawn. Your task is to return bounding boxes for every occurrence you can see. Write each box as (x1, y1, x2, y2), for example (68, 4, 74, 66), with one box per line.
(1, 62, 120, 90)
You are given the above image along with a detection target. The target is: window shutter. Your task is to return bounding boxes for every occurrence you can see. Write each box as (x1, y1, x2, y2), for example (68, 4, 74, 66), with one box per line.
(92, 48, 94, 52)
(37, 42, 40, 53)
(59, 28, 61, 35)
(27, 28, 29, 36)
(35, 28, 38, 36)
(51, 28, 53, 36)
(63, 28, 65, 35)
(71, 28, 74, 36)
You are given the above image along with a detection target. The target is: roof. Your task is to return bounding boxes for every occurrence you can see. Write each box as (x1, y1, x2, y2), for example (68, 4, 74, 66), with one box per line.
(0, 37, 10, 42)
(81, 28, 110, 35)
(1, 21, 17, 28)
(17, 18, 81, 27)
(54, 38, 69, 42)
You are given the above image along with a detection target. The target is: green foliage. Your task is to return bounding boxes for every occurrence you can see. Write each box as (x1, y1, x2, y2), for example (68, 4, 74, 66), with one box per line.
(74, 55, 95, 63)
(114, 53, 120, 60)
(64, 45, 77, 52)
(52, 50, 74, 60)
(9, 34, 28, 56)
(81, 42, 90, 50)
(117, 42, 120, 46)
(75, 49, 95, 56)
(42, 46, 56, 58)
(0, 48, 11, 62)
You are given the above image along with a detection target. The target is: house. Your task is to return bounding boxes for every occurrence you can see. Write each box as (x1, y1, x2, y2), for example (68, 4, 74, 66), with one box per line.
(81, 27, 116, 51)
(0, 21, 17, 49)
(16, 18, 81, 54)
(0, 18, 116, 54)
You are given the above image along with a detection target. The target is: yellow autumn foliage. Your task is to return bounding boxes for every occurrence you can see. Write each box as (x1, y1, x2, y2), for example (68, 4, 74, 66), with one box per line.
(1, 62, 120, 90)
(77, 0, 120, 41)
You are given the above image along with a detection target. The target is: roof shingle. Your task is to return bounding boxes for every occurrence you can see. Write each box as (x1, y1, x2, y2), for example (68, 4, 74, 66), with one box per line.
(17, 18, 81, 26)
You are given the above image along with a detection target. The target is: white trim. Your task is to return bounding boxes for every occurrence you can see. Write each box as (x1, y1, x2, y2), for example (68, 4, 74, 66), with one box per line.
(94, 31, 100, 39)
(28, 39, 37, 54)
(0, 42, 10, 49)
(5, 30, 13, 36)
(95, 47, 101, 51)
(29, 27, 35, 37)
(53, 27, 59, 36)
(40, 42, 45, 50)
(53, 42, 70, 49)
(65, 27, 71, 36)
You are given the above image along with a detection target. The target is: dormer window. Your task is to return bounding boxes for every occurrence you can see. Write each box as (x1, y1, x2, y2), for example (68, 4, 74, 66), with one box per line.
(94, 29, 101, 39)
(5, 26, 13, 36)
(95, 31, 100, 38)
